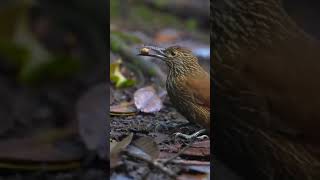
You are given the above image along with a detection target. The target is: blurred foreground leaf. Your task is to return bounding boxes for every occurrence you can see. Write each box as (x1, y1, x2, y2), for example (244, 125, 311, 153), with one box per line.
(0, 0, 80, 85)
(77, 84, 107, 159)
(14, 8, 80, 84)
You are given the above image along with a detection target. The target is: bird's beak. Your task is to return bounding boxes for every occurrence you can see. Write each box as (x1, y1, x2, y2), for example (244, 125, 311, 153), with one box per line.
(138, 45, 167, 59)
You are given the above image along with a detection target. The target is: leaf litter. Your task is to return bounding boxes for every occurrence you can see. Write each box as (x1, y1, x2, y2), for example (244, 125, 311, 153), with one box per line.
(110, 69, 210, 179)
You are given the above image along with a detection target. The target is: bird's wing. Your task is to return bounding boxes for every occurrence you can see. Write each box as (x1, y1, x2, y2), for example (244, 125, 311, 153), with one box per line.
(185, 73, 210, 109)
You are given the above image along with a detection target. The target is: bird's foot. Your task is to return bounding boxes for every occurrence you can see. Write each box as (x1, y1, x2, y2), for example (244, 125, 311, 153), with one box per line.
(173, 129, 208, 141)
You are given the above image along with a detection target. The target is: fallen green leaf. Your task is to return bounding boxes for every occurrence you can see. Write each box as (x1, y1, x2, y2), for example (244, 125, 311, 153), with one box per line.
(110, 59, 136, 88)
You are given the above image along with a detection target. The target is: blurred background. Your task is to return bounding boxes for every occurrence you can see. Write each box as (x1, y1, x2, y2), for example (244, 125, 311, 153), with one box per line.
(0, 0, 107, 179)
(110, 0, 210, 74)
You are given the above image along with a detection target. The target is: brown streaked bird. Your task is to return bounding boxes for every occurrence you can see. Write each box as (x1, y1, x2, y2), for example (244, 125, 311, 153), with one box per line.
(138, 45, 210, 137)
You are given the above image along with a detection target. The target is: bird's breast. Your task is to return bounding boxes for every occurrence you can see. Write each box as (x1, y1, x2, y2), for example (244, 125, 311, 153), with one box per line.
(166, 77, 210, 129)
(166, 76, 190, 108)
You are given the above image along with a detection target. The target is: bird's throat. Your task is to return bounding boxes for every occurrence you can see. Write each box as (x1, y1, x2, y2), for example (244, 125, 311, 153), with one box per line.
(167, 62, 204, 78)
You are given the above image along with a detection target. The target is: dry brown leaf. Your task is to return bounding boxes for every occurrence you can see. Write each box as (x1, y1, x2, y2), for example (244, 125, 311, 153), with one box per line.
(110, 133, 133, 168)
(110, 101, 137, 116)
(160, 140, 210, 158)
(132, 136, 160, 160)
(182, 140, 210, 157)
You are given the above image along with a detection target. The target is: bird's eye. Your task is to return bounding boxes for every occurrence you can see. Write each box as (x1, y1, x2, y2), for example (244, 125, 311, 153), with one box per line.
(170, 51, 176, 56)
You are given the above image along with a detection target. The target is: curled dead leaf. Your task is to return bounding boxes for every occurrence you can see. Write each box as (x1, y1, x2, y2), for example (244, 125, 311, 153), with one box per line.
(134, 86, 164, 113)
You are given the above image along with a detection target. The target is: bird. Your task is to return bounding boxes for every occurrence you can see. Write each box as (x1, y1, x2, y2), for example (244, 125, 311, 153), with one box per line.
(138, 45, 210, 139)
(212, 0, 320, 141)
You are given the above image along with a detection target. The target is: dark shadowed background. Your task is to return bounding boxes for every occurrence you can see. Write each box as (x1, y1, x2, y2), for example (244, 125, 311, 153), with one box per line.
(0, 0, 108, 179)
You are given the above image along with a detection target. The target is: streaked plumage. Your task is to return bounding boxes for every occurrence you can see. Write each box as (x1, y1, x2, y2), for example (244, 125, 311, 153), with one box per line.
(139, 46, 210, 132)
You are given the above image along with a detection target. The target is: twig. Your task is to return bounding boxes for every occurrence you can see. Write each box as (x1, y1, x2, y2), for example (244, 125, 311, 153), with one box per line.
(162, 144, 192, 165)
(123, 150, 177, 179)
(162, 136, 203, 165)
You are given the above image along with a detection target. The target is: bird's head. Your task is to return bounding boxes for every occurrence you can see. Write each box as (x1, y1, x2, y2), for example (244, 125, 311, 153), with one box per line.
(138, 45, 200, 74)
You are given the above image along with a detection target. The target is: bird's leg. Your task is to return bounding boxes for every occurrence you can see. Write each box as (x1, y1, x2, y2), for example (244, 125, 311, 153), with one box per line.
(173, 129, 208, 141)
